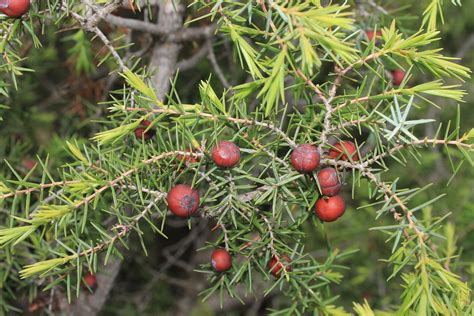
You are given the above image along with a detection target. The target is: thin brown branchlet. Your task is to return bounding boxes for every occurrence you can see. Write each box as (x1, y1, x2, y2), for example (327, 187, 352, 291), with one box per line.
(123, 106, 297, 147)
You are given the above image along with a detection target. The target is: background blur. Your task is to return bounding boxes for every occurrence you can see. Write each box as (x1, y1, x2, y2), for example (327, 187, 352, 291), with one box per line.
(0, 1, 472, 315)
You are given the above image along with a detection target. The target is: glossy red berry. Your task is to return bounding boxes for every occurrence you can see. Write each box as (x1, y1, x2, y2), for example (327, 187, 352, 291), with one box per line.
(290, 144, 320, 173)
(177, 148, 199, 164)
(391, 69, 406, 86)
(211, 248, 232, 272)
(317, 167, 341, 196)
(134, 120, 154, 140)
(83, 272, 97, 291)
(328, 141, 359, 161)
(315, 195, 346, 222)
(211, 140, 240, 168)
(167, 184, 200, 218)
(269, 255, 292, 278)
(366, 30, 382, 41)
(0, 0, 30, 17)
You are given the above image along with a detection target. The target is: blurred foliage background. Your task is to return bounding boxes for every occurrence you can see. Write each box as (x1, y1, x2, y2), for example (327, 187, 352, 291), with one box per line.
(0, 0, 472, 314)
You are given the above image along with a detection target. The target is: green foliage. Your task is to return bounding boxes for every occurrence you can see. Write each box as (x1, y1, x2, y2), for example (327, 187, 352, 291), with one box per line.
(0, 0, 473, 315)
(64, 30, 96, 76)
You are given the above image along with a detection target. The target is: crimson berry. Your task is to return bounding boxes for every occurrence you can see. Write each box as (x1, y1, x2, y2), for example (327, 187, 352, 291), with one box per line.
(211, 140, 240, 168)
(328, 141, 359, 161)
(177, 148, 199, 164)
(83, 272, 97, 291)
(0, 0, 30, 17)
(134, 120, 155, 140)
(28, 302, 41, 313)
(211, 248, 232, 272)
(290, 144, 320, 173)
(317, 167, 341, 196)
(167, 184, 200, 218)
(391, 69, 406, 86)
(366, 30, 382, 41)
(22, 159, 36, 171)
(314, 195, 346, 222)
(28, 297, 46, 313)
(269, 255, 292, 278)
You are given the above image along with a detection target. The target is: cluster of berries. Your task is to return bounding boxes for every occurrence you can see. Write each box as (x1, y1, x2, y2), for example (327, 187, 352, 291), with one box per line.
(0, 0, 30, 17)
(167, 140, 245, 273)
(365, 29, 406, 86)
(163, 137, 359, 276)
(167, 140, 295, 276)
(166, 140, 240, 217)
(290, 141, 358, 222)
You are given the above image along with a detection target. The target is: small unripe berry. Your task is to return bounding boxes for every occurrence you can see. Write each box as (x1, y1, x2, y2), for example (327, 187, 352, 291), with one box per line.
(211, 248, 232, 272)
(315, 195, 346, 222)
(366, 30, 382, 42)
(134, 120, 155, 140)
(83, 272, 97, 291)
(211, 140, 240, 168)
(328, 141, 359, 161)
(391, 69, 406, 86)
(0, 0, 30, 18)
(177, 148, 199, 164)
(269, 255, 292, 278)
(167, 184, 200, 218)
(290, 144, 320, 173)
(317, 167, 341, 196)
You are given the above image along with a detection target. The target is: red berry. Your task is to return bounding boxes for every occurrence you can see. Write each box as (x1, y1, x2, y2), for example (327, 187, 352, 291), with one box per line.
(134, 120, 154, 140)
(317, 167, 341, 196)
(269, 255, 292, 278)
(328, 141, 359, 161)
(0, 0, 30, 17)
(167, 184, 200, 218)
(28, 297, 47, 313)
(177, 148, 199, 164)
(290, 144, 320, 173)
(22, 159, 36, 171)
(211, 248, 232, 272)
(28, 302, 41, 313)
(391, 69, 406, 86)
(366, 30, 382, 41)
(83, 272, 97, 291)
(211, 141, 240, 168)
(314, 195, 346, 222)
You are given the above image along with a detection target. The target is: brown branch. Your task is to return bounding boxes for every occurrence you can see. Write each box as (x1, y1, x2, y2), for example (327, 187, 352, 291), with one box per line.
(72, 150, 202, 210)
(77, 195, 164, 260)
(150, 0, 184, 101)
(206, 39, 231, 89)
(326, 116, 373, 133)
(295, 69, 335, 151)
(362, 137, 472, 167)
(62, 2, 126, 70)
(176, 44, 210, 71)
(0, 180, 81, 200)
(123, 106, 297, 147)
(104, 14, 216, 41)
